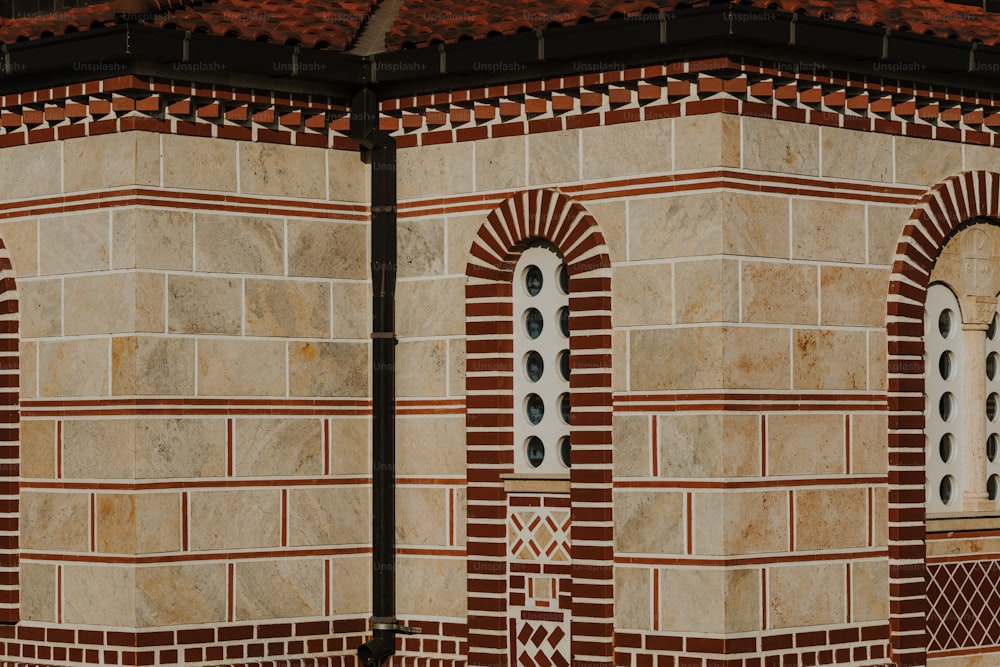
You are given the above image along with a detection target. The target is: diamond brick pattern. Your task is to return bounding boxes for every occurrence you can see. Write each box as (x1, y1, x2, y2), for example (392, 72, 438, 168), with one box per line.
(928, 560, 1000, 651)
(515, 617, 570, 667)
(509, 508, 571, 563)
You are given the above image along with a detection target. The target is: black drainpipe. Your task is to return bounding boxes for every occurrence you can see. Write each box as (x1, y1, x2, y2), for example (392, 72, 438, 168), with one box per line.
(349, 86, 416, 666)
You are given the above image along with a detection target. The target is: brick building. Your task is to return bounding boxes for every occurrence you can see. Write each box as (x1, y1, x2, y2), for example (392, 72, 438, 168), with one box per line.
(0, 0, 992, 666)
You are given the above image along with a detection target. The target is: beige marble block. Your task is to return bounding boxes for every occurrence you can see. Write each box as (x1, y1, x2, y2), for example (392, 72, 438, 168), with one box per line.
(614, 566, 651, 631)
(20, 419, 55, 479)
(112, 208, 193, 272)
(674, 113, 740, 170)
(329, 418, 370, 475)
(0, 142, 62, 200)
(396, 487, 448, 546)
(64, 132, 159, 192)
(767, 563, 845, 628)
(659, 567, 759, 634)
(287, 219, 367, 280)
(19, 278, 61, 338)
(135, 418, 225, 479)
(821, 127, 893, 182)
(21, 340, 37, 399)
(0, 218, 39, 277)
(583, 200, 626, 264)
(820, 266, 888, 327)
(21, 491, 89, 551)
(328, 148, 367, 203)
(659, 413, 759, 478)
(38, 338, 109, 397)
(330, 556, 371, 616)
(528, 129, 580, 185)
(630, 191, 788, 261)
(395, 555, 465, 617)
(964, 144, 1000, 174)
(63, 564, 136, 627)
(162, 134, 237, 192)
(612, 414, 651, 478)
(62, 418, 135, 479)
(332, 281, 371, 339)
(793, 329, 867, 391)
(741, 261, 817, 325)
(792, 199, 866, 263)
(445, 213, 488, 276)
(695, 490, 788, 556)
(189, 489, 280, 550)
(396, 278, 465, 337)
(197, 338, 286, 396)
(288, 341, 368, 397)
(674, 259, 739, 324)
(630, 327, 723, 390)
(136, 564, 227, 626)
(234, 559, 325, 620)
(97, 492, 181, 554)
(895, 135, 962, 186)
(19, 561, 56, 621)
(794, 488, 867, 550)
(396, 339, 447, 397)
(233, 418, 323, 477)
(240, 142, 327, 199)
(868, 330, 887, 392)
(245, 279, 331, 338)
(39, 212, 110, 275)
(613, 263, 672, 327)
(398, 218, 445, 278)
(167, 275, 241, 335)
(742, 116, 819, 176)
(475, 135, 525, 192)
(872, 486, 888, 547)
(448, 338, 465, 397)
(397, 415, 463, 476)
(851, 413, 889, 475)
(288, 486, 370, 546)
(112, 336, 195, 396)
(398, 142, 474, 200)
(63, 273, 138, 335)
(614, 490, 684, 554)
(581, 118, 671, 179)
(852, 559, 889, 622)
(867, 205, 910, 267)
(723, 327, 791, 390)
(195, 214, 284, 276)
(767, 414, 844, 476)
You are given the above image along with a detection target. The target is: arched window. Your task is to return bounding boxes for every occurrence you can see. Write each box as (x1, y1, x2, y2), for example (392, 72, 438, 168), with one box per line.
(924, 283, 964, 512)
(513, 245, 571, 474)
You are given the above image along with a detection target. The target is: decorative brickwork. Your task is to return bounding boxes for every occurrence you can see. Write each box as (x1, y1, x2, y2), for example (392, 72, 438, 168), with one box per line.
(886, 171, 1000, 667)
(0, 241, 17, 626)
(927, 560, 1000, 652)
(465, 189, 613, 666)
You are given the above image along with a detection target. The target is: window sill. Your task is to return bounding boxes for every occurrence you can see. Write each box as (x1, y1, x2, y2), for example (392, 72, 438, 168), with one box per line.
(502, 474, 571, 494)
(926, 511, 1000, 533)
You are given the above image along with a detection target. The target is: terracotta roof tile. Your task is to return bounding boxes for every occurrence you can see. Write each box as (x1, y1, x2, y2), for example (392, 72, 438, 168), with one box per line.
(386, 0, 1000, 49)
(0, 0, 380, 50)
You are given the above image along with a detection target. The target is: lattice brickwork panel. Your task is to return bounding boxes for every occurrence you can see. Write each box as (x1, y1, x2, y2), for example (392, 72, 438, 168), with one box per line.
(928, 560, 1000, 651)
(509, 508, 571, 563)
(514, 614, 570, 667)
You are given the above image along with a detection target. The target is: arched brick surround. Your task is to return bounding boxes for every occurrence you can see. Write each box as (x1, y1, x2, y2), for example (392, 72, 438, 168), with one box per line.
(887, 171, 1000, 667)
(0, 243, 19, 624)
(464, 189, 614, 666)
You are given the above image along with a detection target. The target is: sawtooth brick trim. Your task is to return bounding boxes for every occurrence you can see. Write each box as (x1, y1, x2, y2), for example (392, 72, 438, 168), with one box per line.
(465, 189, 613, 666)
(887, 171, 1000, 667)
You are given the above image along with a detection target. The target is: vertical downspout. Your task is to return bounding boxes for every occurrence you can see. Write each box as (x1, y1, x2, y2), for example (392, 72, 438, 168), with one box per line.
(350, 86, 405, 666)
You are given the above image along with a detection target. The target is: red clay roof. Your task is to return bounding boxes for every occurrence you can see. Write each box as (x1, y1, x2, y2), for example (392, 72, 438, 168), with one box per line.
(0, 0, 379, 50)
(0, 0, 998, 52)
(385, 0, 1000, 49)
